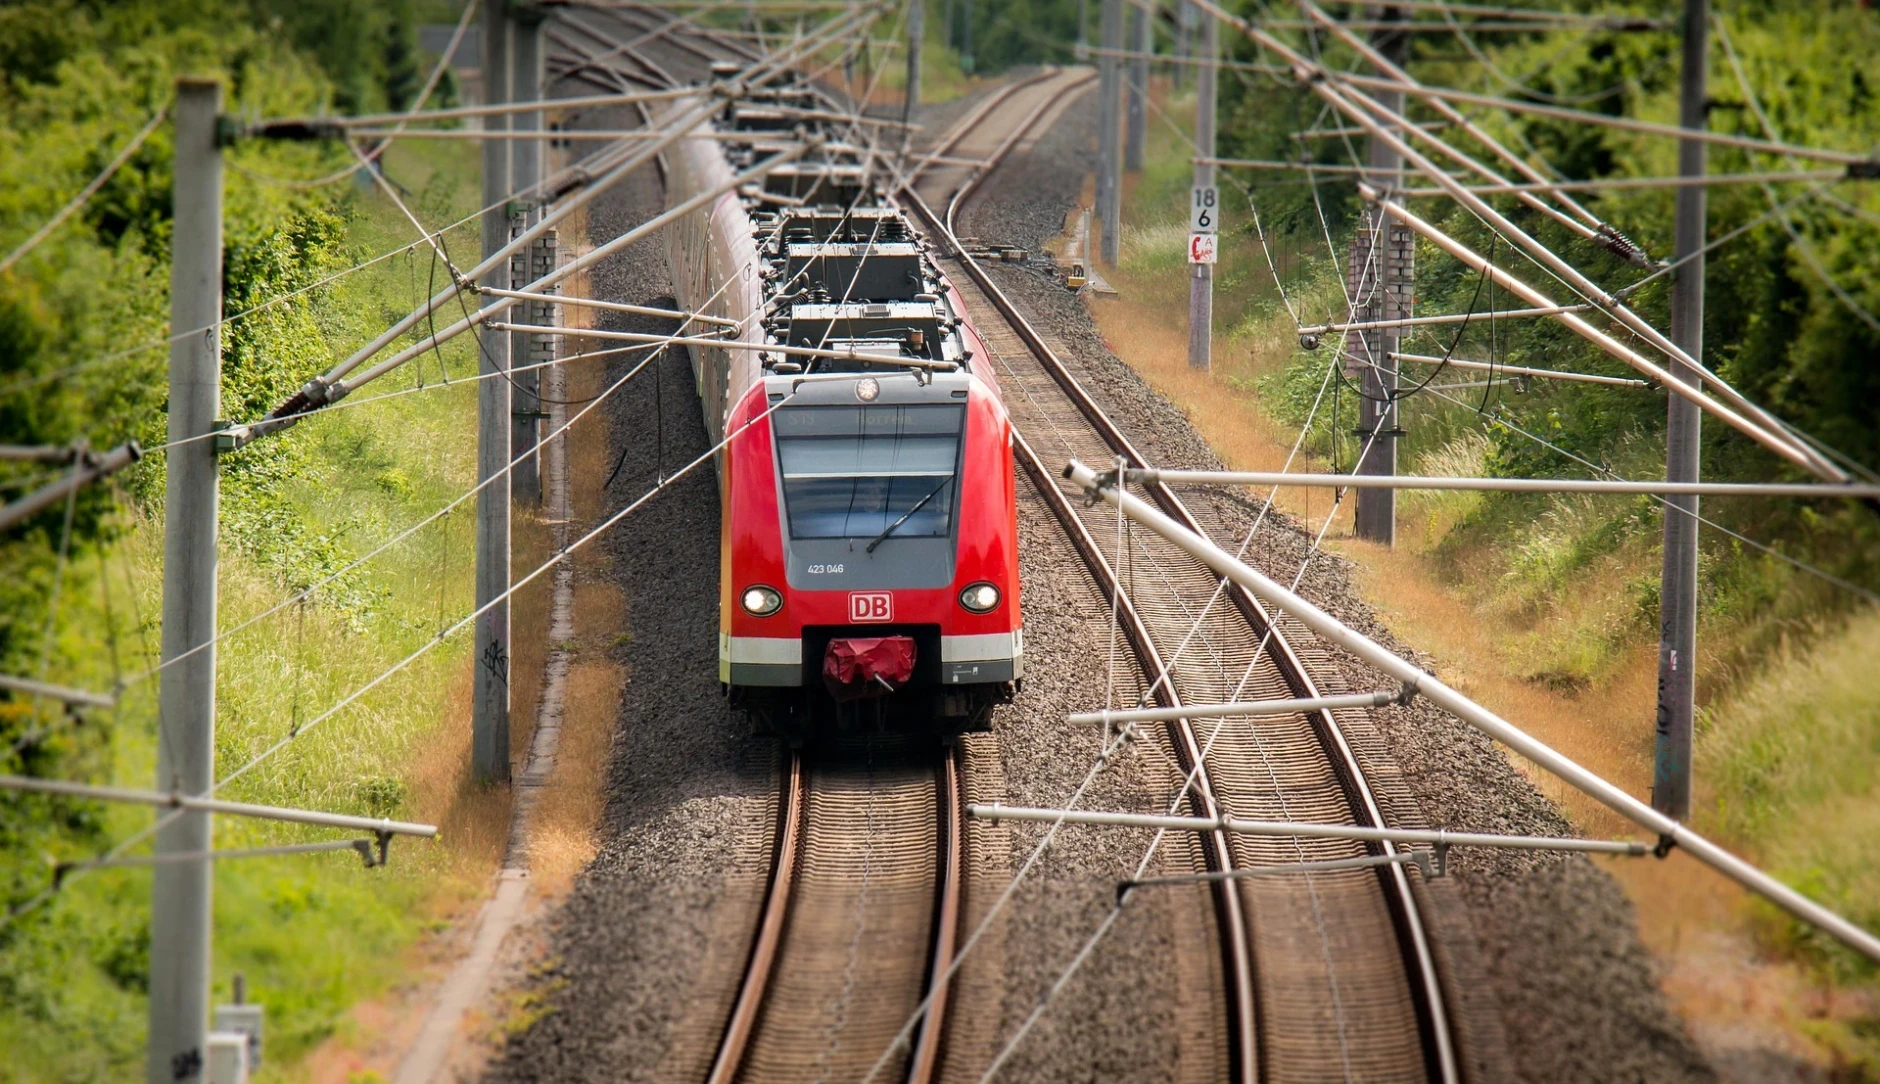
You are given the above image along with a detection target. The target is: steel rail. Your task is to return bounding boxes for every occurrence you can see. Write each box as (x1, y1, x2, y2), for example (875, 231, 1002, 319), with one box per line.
(903, 73, 1266, 1083)
(899, 77, 1461, 1081)
(611, 2, 766, 62)
(906, 747, 964, 1084)
(546, 26, 669, 91)
(943, 69, 1098, 239)
(559, 9, 688, 87)
(903, 87, 1252, 1083)
(908, 69, 1060, 188)
(706, 750, 805, 1084)
(703, 745, 967, 1084)
(603, 2, 727, 64)
(547, 3, 707, 86)
(1010, 428, 1263, 1083)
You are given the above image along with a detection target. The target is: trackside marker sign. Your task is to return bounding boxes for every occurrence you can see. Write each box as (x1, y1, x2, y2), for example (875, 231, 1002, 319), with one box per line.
(849, 592, 892, 622)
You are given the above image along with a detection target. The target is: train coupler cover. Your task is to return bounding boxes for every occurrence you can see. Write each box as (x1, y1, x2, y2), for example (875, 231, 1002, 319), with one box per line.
(822, 636, 917, 700)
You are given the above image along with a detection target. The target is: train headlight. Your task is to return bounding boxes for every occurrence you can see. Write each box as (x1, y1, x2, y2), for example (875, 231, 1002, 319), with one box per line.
(741, 585, 783, 616)
(959, 582, 1001, 614)
(854, 377, 881, 402)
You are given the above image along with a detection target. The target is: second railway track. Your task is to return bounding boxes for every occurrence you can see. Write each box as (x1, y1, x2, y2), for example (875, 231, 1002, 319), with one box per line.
(651, 45, 1466, 1082)
(903, 70, 1462, 1083)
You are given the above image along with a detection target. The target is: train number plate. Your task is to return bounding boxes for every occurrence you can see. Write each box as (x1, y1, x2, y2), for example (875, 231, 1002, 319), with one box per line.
(849, 592, 893, 623)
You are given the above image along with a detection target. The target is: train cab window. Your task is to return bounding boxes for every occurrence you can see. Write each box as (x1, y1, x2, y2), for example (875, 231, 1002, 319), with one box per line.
(774, 405, 964, 541)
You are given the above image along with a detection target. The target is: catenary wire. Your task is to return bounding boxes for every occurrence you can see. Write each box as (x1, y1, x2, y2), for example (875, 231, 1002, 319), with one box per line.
(1713, 12, 1880, 334)
(226, 0, 479, 191)
(0, 106, 169, 276)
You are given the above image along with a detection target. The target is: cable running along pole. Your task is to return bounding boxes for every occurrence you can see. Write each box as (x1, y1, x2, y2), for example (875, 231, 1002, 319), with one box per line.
(149, 76, 221, 1084)
(1654, 0, 1706, 820)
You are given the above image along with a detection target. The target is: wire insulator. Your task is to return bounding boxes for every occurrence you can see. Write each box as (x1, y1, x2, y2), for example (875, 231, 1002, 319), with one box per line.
(1595, 223, 1656, 270)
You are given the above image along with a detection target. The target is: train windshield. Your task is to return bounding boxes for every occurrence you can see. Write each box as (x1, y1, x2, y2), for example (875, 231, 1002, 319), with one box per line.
(774, 404, 965, 541)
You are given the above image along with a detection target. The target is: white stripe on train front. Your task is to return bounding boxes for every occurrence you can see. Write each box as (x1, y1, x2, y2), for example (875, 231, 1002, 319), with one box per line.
(721, 634, 801, 665)
(940, 631, 1023, 662)
(719, 632, 1022, 664)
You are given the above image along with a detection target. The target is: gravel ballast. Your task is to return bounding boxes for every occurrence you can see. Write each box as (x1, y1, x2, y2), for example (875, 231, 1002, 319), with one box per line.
(486, 48, 1715, 1084)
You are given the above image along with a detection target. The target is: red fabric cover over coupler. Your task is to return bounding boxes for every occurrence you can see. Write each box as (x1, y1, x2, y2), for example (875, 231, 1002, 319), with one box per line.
(822, 636, 917, 700)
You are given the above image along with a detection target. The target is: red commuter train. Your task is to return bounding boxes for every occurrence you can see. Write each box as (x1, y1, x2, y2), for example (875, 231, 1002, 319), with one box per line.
(664, 81, 1022, 736)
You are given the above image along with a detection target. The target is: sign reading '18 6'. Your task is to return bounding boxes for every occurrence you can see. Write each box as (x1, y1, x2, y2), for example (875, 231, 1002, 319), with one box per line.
(1190, 185, 1218, 233)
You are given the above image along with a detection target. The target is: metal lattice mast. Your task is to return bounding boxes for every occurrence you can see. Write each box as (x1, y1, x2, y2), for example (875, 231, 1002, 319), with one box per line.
(511, 5, 547, 507)
(1353, 6, 1409, 545)
(1098, 0, 1122, 265)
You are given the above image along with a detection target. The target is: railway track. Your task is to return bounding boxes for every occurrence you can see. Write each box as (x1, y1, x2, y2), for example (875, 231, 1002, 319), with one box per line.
(706, 741, 965, 1084)
(550, 21, 1465, 1075)
(901, 73, 1462, 1083)
(905, 67, 1098, 240)
(536, 23, 982, 1084)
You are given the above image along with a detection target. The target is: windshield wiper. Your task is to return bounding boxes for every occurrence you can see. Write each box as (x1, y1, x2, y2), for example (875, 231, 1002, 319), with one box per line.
(865, 477, 953, 553)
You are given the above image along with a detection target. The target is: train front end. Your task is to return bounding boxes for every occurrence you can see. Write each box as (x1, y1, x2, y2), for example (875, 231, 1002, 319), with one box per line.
(720, 366, 1021, 736)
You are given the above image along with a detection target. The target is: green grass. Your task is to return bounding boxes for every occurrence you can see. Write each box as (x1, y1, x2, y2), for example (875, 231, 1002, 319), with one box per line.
(1701, 607, 1880, 960)
(1699, 606, 1880, 1070)
(0, 136, 493, 1081)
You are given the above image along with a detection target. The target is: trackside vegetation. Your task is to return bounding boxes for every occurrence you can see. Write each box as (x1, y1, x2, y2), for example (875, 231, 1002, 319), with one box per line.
(0, 2, 509, 1078)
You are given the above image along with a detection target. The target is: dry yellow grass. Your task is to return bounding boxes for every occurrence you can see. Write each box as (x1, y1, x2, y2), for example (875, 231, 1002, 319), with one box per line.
(407, 662, 513, 879)
(519, 247, 624, 895)
(529, 582, 627, 894)
(511, 505, 554, 769)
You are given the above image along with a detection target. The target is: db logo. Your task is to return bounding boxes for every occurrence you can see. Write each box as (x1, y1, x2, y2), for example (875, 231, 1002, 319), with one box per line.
(849, 592, 892, 622)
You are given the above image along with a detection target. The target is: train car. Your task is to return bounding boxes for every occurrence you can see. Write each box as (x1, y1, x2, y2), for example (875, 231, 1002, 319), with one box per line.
(663, 80, 1022, 736)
